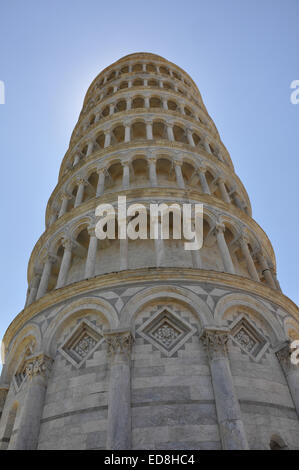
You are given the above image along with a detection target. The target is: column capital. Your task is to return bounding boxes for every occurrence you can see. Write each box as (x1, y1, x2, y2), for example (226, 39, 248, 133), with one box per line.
(103, 329, 134, 359)
(96, 166, 106, 175)
(87, 225, 96, 237)
(202, 328, 230, 360)
(275, 341, 294, 372)
(24, 354, 53, 380)
(60, 192, 71, 201)
(174, 159, 183, 167)
(44, 253, 57, 265)
(76, 176, 87, 186)
(197, 165, 207, 174)
(214, 222, 226, 234)
(62, 237, 74, 251)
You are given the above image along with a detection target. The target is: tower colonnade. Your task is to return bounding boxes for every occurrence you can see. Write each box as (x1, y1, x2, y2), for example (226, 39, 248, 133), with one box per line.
(0, 53, 298, 450)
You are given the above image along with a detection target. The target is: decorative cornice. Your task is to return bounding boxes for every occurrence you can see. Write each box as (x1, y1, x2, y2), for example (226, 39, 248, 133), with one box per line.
(3, 268, 298, 354)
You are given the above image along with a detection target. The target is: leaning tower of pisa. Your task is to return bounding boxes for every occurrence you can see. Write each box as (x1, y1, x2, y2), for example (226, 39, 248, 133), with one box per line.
(0, 53, 298, 450)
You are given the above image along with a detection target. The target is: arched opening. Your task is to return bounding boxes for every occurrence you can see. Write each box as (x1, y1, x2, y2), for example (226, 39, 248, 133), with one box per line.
(132, 63, 143, 72)
(84, 172, 98, 202)
(163, 81, 172, 90)
(107, 162, 123, 192)
(148, 79, 159, 87)
(192, 132, 202, 146)
(173, 125, 188, 144)
(106, 87, 113, 97)
(147, 63, 156, 72)
(96, 132, 105, 149)
(112, 125, 125, 144)
(149, 97, 161, 108)
(131, 121, 146, 140)
(101, 106, 109, 118)
(132, 97, 144, 109)
(156, 158, 174, 186)
(119, 81, 128, 89)
(168, 100, 177, 111)
(160, 66, 170, 76)
(153, 121, 167, 139)
(115, 99, 126, 112)
(133, 78, 143, 87)
(131, 157, 149, 188)
(107, 71, 116, 81)
(67, 228, 89, 284)
(120, 66, 129, 74)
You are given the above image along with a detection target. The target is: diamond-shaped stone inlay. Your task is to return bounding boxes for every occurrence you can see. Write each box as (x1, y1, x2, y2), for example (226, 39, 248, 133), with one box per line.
(137, 308, 196, 356)
(234, 328, 257, 353)
(151, 321, 181, 349)
(230, 315, 269, 362)
(59, 319, 103, 368)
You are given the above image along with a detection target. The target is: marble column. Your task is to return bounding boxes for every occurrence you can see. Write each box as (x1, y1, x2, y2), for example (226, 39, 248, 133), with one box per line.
(126, 97, 132, 110)
(215, 224, 235, 274)
(12, 354, 53, 450)
(84, 227, 98, 278)
(166, 123, 174, 142)
(122, 162, 130, 190)
(257, 251, 277, 289)
(36, 255, 56, 300)
(96, 168, 106, 196)
(58, 193, 69, 218)
(148, 157, 158, 187)
(104, 330, 134, 450)
(198, 166, 211, 194)
(276, 341, 299, 418)
(203, 329, 249, 450)
(146, 120, 153, 140)
(174, 161, 185, 189)
(239, 237, 260, 282)
(74, 178, 86, 208)
(73, 153, 81, 167)
(144, 96, 150, 108)
(217, 178, 231, 204)
(124, 122, 131, 143)
(104, 129, 111, 148)
(162, 97, 168, 110)
(203, 136, 211, 154)
(186, 128, 195, 146)
(49, 211, 57, 225)
(26, 273, 41, 306)
(86, 140, 94, 157)
(56, 239, 73, 288)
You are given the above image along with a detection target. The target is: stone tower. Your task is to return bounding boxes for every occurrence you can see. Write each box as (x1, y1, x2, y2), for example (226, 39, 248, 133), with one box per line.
(0, 53, 298, 450)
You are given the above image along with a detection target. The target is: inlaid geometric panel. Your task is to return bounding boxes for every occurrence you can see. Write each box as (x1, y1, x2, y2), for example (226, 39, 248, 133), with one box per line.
(137, 307, 196, 356)
(230, 314, 269, 362)
(13, 364, 27, 392)
(59, 319, 104, 368)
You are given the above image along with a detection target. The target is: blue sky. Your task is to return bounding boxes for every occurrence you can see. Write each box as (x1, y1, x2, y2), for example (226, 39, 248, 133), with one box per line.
(0, 0, 298, 360)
